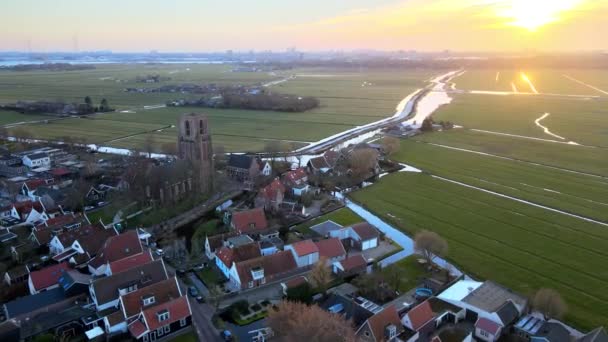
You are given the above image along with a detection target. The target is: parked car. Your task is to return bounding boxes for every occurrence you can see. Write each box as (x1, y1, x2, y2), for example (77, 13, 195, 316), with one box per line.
(196, 295, 205, 303)
(155, 248, 164, 256)
(220, 330, 233, 341)
(193, 264, 205, 271)
(188, 286, 199, 297)
(176, 269, 186, 276)
(84, 206, 95, 212)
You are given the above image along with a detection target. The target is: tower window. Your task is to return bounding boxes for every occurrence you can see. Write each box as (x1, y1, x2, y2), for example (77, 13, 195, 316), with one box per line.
(185, 121, 191, 136)
(199, 120, 204, 135)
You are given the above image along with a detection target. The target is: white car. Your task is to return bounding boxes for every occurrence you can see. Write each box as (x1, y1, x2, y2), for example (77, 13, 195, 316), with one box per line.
(155, 249, 164, 256)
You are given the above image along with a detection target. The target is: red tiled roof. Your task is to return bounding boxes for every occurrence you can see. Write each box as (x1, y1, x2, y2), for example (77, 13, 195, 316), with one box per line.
(366, 306, 403, 341)
(109, 251, 153, 274)
(315, 238, 346, 259)
(128, 320, 147, 339)
(259, 179, 286, 200)
(475, 317, 501, 335)
(14, 201, 44, 216)
(216, 243, 261, 268)
(283, 168, 307, 184)
(351, 222, 380, 241)
(120, 277, 181, 319)
(339, 255, 367, 272)
(90, 230, 142, 269)
(206, 231, 238, 253)
(236, 251, 297, 286)
(231, 208, 268, 233)
(290, 239, 319, 257)
(24, 179, 48, 191)
(142, 296, 191, 331)
(29, 261, 70, 291)
(56, 224, 117, 255)
(408, 300, 435, 331)
(34, 214, 82, 245)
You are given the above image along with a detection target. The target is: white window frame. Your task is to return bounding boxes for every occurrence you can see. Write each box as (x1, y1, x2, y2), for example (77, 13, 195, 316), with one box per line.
(143, 296, 156, 306)
(248, 281, 254, 288)
(158, 311, 170, 322)
(180, 318, 187, 327)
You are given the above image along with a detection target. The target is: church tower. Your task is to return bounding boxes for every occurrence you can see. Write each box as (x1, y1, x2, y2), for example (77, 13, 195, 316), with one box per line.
(177, 113, 213, 193)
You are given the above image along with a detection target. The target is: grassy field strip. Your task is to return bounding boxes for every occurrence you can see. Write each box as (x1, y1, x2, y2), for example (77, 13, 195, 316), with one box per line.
(470, 128, 583, 146)
(350, 174, 608, 328)
(101, 124, 173, 144)
(396, 142, 608, 220)
(432, 175, 608, 226)
(418, 141, 608, 182)
(412, 130, 608, 177)
(562, 74, 608, 96)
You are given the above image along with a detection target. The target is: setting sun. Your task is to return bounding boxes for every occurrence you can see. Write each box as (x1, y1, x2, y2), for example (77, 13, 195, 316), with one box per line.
(497, 0, 582, 31)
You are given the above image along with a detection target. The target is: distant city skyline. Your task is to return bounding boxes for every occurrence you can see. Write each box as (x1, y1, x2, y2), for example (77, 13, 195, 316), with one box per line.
(1, 0, 607, 52)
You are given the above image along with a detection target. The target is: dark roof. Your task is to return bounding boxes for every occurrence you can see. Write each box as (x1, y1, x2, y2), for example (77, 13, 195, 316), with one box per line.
(19, 305, 94, 339)
(579, 327, 608, 342)
(26, 152, 49, 160)
(496, 300, 520, 325)
(0, 320, 20, 342)
(227, 154, 254, 170)
(58, 270, 92, 291)
(91, 259, 168, 305)
(321, 294, 374, 327)
(3, 287, 67, 319)
(534, 322, 573, 342)
(235, 251, 297, 285)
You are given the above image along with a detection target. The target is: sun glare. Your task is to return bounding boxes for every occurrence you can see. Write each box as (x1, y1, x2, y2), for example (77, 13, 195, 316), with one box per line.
(497, 0, 582, 31)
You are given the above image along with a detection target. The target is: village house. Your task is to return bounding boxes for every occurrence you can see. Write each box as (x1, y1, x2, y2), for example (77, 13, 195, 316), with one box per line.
(315, 237, 347, 265)
(329, 222, 380, 251)
(204, 231, 239, 260)
(256, 178, 286, 211)
(30, 213, 87, 246)
(400, 297, 466, 341)
(307, 150, 340, 175)
(356, 305, 405, 342)
(3, 265, 29, 286)
(103, 277, 183, 335)
(231, 250, 297, 290)
(12, 200, 49, 224)
(226, 154, 260, 182)
(281, 167, 310, 196)
(285, 239, 319, 267)
(27, 261, 71, 294)
(22, 152, 51, 169)
(0, 155, 27, 177)
(86, 230, 144, 276)
(127, 295, 192, 342)
(437, 280, 528, 342)
(89, 259, 169, 312)
(49, 224, 118, 267)
(259, 160, 272, 176)
(215, 242, 262, 279)
(332, 254, 368, 275)
(230, 207, 269, 235)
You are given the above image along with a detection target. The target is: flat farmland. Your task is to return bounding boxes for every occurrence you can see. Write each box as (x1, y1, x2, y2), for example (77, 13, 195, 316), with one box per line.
(0, 109, 48, 126)
(391, 140, 608, 222)
(2, 66, 436, 152)
(454, 69, 608, 96)
(0, 64, 275, 108)
(350, 172, 608, 330)
(413, 130, 608, 177)
(432, 93, 608, 147)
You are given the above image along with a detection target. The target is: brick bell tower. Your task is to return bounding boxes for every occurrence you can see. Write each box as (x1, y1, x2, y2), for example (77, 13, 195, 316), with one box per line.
(177, 113, 213, 194)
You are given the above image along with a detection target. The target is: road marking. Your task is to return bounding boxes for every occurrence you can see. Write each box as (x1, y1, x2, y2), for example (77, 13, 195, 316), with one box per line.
(495, 72, 500, 82)
(562, 74, 608, 95)
(520, 72, 538, 94)
(471, 128, 581, 146)
(534, 113, 566, 140)
(511, 82, 518, 93)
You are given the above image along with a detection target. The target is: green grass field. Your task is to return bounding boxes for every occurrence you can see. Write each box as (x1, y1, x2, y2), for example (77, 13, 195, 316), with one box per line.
(350, 172, 608, 330)
(454, 69, 608, 96)
(432, 93, 608, 147)
(1, 66, 434, 152)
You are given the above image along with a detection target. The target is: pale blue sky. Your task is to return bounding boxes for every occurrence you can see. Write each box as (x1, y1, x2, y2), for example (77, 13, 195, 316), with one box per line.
(1, 0, 606, 52)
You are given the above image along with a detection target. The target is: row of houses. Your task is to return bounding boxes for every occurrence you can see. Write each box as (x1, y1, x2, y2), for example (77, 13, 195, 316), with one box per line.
(1, 228, 192, 341)
(316, 280, 607, 342)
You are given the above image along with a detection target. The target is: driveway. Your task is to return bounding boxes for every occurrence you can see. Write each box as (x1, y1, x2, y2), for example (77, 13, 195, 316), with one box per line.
(188, 272, 210, 297)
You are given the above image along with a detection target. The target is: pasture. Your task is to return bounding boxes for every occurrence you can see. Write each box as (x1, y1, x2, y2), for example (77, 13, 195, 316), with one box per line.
(350, 172, 608, 330)
(1, 66, 435, 152)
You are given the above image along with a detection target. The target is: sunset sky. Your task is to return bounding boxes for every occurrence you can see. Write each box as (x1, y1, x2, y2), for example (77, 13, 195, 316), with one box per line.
(1, 0, 607, 52)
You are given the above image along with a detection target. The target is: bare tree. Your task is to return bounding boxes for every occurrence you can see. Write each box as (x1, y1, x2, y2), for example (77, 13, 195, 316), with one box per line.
(382, 136, 400, 156)
(309, 257, 332, 295)
(267, 301, 356, 342)
(65, 178, 91, 211)
(533, 288, 567, 320)
(143, 134, 156, 158)
(348, 148, 379, 181)
(208, 285, 224, 310)
(414, 230, 448, 266)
